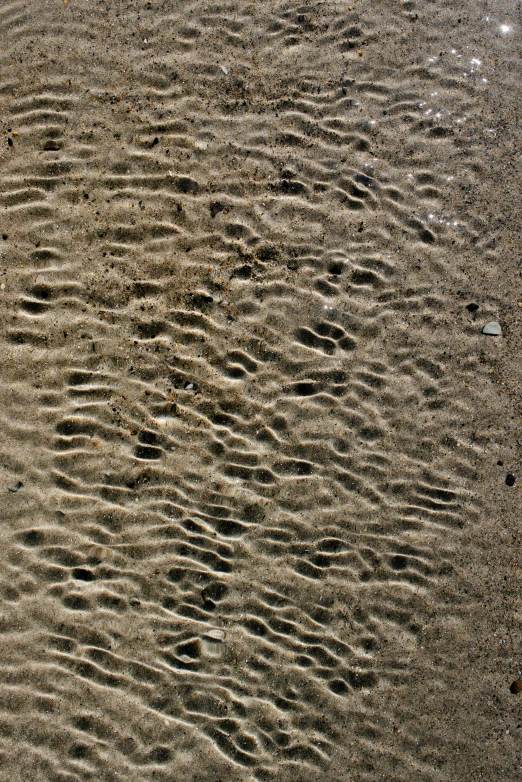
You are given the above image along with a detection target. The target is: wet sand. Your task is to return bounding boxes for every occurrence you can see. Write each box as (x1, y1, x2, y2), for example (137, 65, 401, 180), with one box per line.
(0, 1, 520, 780)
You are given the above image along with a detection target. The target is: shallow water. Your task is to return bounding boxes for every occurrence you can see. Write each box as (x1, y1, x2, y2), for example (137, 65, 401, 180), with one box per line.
(0, 1, 520, 780)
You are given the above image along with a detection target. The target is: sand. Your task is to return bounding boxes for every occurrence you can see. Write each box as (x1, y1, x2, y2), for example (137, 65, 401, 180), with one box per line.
(0, 1, 520, 780)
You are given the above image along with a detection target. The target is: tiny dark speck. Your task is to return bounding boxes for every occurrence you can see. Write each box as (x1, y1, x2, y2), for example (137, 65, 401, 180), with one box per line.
(466, 302, 479, 312)
(151, 137, 159, 146)
(7, 137, 13, 147)
(505, 473, 516, 487)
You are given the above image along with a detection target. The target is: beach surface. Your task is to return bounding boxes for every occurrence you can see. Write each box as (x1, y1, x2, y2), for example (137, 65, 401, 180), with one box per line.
(0, 1, 520, 780)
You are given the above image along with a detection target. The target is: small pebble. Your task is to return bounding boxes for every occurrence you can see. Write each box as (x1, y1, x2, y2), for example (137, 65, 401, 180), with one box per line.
(7, 481, 23, 493)
(505, 473, 516, 487)
(221, 65, 228, 75)
(510, 679, 522, 694)
(466, 302, 479, 312)
(287, 259, 298, 270)
(497, 460, 503, 466)
(482, 321, 501, 335)
(210, 201, 227, 218)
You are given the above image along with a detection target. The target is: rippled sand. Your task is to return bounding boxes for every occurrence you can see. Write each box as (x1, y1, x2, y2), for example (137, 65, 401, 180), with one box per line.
(0, 1, 520, 780)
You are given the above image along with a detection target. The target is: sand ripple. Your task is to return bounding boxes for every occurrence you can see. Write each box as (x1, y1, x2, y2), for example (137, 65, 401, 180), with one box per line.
(0, 1, 519, 780)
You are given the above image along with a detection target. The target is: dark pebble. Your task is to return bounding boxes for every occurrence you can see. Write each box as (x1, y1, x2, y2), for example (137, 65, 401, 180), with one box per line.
(510, 679, 522, 694)
(466, 302, 479, 312)
(497, 460, 503, 466)
(129, 597, 141, 607)
(210, 201, 227, 218)
(7, 481, 23, 493)
(287, 259, 298, 270)
(505, 473, 516, 487)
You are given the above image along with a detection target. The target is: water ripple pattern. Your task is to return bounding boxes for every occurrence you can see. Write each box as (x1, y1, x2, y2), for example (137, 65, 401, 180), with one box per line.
(0, 1, 512, 781)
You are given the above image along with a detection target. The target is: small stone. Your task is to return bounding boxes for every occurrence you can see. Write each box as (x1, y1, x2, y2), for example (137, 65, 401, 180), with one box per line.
(7, 481, 23, 493)
(510, 679, 522, 694)
(287, 259, 298, 270)
(466, 302, 479, 312)
(497, 460, 503, 466)
(210, 201, 227, 218)
(482, 321, 501, 335)
(505, 473, 516, 487)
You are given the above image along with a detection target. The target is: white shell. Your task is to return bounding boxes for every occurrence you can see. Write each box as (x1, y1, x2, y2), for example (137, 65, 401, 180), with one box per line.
(207, 628, 225, 640)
